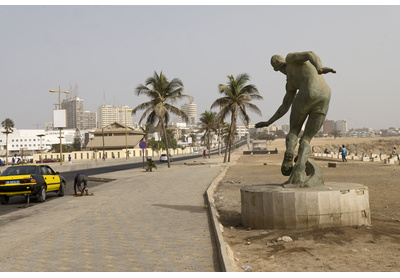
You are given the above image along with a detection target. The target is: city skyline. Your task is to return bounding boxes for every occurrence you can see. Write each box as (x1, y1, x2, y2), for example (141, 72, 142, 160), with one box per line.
(1, 4, 399, 130)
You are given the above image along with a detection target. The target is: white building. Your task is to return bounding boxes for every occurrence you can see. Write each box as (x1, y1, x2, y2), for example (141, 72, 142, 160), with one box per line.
(97, 105, 133, 128)
(0, 128, 85, 155)
(181, 102, 197, 128)
(236, 124, 254, 139)
(335, 120, 348, 133)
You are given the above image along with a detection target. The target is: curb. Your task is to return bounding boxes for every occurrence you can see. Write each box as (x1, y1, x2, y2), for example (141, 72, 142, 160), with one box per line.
(205, 159, 239, 272)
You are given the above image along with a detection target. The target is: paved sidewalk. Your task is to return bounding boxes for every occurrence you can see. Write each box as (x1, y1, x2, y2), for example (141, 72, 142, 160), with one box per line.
(0, 158, 230, 271)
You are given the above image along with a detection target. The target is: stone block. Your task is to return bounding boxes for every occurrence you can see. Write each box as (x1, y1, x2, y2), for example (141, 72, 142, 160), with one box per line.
(241, 183, 371, 229)
(385, 159, 394, 164)
(380, 154, 387, 160)
(362, 156, 370, 162)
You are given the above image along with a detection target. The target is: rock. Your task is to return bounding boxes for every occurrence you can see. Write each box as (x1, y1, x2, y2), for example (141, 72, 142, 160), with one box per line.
(278, 236, 293, 242)
(245, 241, 251, 245)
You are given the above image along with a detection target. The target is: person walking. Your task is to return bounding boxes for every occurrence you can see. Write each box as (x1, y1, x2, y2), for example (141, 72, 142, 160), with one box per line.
(392, 147, 399, 160)
(68, 154, 72, 164)
(341, 145, 347, 162)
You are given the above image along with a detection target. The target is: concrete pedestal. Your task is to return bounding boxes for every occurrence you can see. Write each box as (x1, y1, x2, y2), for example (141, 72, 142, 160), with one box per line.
(241, 182, 371, 229)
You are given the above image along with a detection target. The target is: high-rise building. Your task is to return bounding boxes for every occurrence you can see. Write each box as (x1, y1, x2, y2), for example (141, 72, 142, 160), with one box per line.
(335, 120, 348, 133)
(181, 102, 197, 127)
(61, 97, 97, 130)
(323, 119, 335, 133)
(97, 105, 133, 128)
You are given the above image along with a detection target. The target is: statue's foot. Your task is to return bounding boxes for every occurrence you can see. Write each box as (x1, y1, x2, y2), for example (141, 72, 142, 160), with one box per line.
(281, 152, 294, 176)
(283, 163, 305, 188)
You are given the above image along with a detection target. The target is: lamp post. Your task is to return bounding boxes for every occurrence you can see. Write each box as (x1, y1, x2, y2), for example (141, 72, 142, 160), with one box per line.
(49, 86, 70, 165)
(36, 134, 45, 163)
(119, 108, 132, 159)
(1, 130, 11, 165)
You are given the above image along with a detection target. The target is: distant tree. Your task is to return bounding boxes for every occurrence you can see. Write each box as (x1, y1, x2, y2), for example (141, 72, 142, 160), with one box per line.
(1, 118, 14, 165)
(133, 71, 192, 168)
(72, 129, 82, 151)
(211, 73, 263, 162)
(198, 110, 217, 158)
(274, 130, 286, 138)
(330, 131, 341, 140)
(51, 144, 73, 153)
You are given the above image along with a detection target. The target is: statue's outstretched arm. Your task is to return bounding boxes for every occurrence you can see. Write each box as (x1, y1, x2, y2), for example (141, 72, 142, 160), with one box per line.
(255, 90, 296, 128)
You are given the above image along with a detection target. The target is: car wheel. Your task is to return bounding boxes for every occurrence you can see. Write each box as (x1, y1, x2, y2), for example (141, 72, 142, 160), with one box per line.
(36, 186, 46, 202)
(0, 195, 10, 205)
(57, 181, 65, 197)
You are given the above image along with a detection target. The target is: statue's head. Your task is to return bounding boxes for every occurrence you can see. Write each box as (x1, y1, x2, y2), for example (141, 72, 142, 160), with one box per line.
(270, 55, 286, 71)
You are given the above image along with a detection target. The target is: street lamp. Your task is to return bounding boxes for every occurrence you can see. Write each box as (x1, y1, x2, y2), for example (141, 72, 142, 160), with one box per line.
(1, 130, 11, 165)
(119, 108, 133, 160)
(49, 86, 70, 165)
(36, 134, 45, 163)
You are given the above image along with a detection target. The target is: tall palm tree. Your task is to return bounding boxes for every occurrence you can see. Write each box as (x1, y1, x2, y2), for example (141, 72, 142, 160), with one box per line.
(198, 110, 217, 158)
(132, 71, 192, 168)
(211, 73, 263, 162)
(1, 118, 14, 165)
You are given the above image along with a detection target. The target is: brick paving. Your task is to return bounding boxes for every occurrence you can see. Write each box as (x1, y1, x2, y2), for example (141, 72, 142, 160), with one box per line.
(0, 161, 226, 272)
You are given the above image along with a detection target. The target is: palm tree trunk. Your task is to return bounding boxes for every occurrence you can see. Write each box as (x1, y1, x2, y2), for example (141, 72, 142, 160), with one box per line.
(223, 129, 230, 163)
(208, 132, 211, 158)
(225, 113, 237, 163)
(160, 117, 171, 168)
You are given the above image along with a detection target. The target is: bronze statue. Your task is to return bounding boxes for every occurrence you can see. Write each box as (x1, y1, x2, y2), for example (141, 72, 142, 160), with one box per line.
(256, 51, 336, 187)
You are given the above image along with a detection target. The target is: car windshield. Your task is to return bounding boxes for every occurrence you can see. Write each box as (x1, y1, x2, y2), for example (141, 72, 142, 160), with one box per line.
(0, 166, 37, 176)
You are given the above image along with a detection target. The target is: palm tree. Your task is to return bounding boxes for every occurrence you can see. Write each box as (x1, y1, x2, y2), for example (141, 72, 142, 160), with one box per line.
(211, 73, 263, 162)
(198, 110, 217, 158)
(1, 118, 14, 165)
(132, 71, 192, 168)
(215, 119, 225, 156)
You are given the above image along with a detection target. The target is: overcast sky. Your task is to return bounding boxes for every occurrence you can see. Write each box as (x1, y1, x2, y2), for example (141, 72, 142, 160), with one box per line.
(0, 3, 399, 130)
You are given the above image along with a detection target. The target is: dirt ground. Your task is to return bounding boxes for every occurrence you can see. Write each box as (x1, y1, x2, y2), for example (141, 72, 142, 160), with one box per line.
(214, 137, 400, 272)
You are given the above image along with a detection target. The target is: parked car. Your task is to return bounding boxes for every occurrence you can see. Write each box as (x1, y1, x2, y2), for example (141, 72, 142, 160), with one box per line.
(35, 158, 59, 163)
(0, 165, 66, 204)
(159, 154, 173, 163)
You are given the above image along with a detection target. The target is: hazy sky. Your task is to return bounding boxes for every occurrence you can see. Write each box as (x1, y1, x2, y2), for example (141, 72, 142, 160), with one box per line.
(1, 3, 399, 130)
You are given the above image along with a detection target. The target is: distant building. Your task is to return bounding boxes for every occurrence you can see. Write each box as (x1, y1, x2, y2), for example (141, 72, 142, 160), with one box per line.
(335, 120, 348, 133)
(97, 105, 133, 128)
(281, 123, 290, 134)
(85, 122, 145, 150)
(181, 102, 197, 128)
(323, 119, 335, 133)
(0, 128, 79, 155)
(62, 96, 97, 130)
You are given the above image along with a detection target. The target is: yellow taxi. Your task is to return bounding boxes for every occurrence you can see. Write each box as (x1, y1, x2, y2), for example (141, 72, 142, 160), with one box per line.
(0, 165, 66, 205)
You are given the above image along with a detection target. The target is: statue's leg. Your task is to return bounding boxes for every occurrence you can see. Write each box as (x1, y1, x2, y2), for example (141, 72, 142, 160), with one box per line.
(285, 113, 326, 186)
(282, 111, 307, 176)
(281, 133, 297, 176)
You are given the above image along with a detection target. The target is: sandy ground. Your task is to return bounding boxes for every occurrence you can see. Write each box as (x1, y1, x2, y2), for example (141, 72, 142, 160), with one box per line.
(214, 137, 400, 272)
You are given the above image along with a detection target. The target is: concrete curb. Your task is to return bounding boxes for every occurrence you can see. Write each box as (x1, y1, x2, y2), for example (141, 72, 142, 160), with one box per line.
(204, 155, 241, 272)
(205, 163, 233, 272)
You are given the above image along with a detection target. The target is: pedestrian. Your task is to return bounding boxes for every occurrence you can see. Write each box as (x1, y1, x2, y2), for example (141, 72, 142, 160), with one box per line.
(341, 145, 347, 162)
(203, 149, 206, 159)
(392, 147, 399, 160)
(68, 154, 72, 164)
(74, 173, 89, 195)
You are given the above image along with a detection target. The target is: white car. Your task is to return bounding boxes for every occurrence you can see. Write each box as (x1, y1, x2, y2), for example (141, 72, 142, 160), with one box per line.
(159, 154, 173, 162)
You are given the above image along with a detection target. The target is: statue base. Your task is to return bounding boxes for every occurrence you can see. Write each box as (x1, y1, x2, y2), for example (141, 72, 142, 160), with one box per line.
(241, 182, 371, 229)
